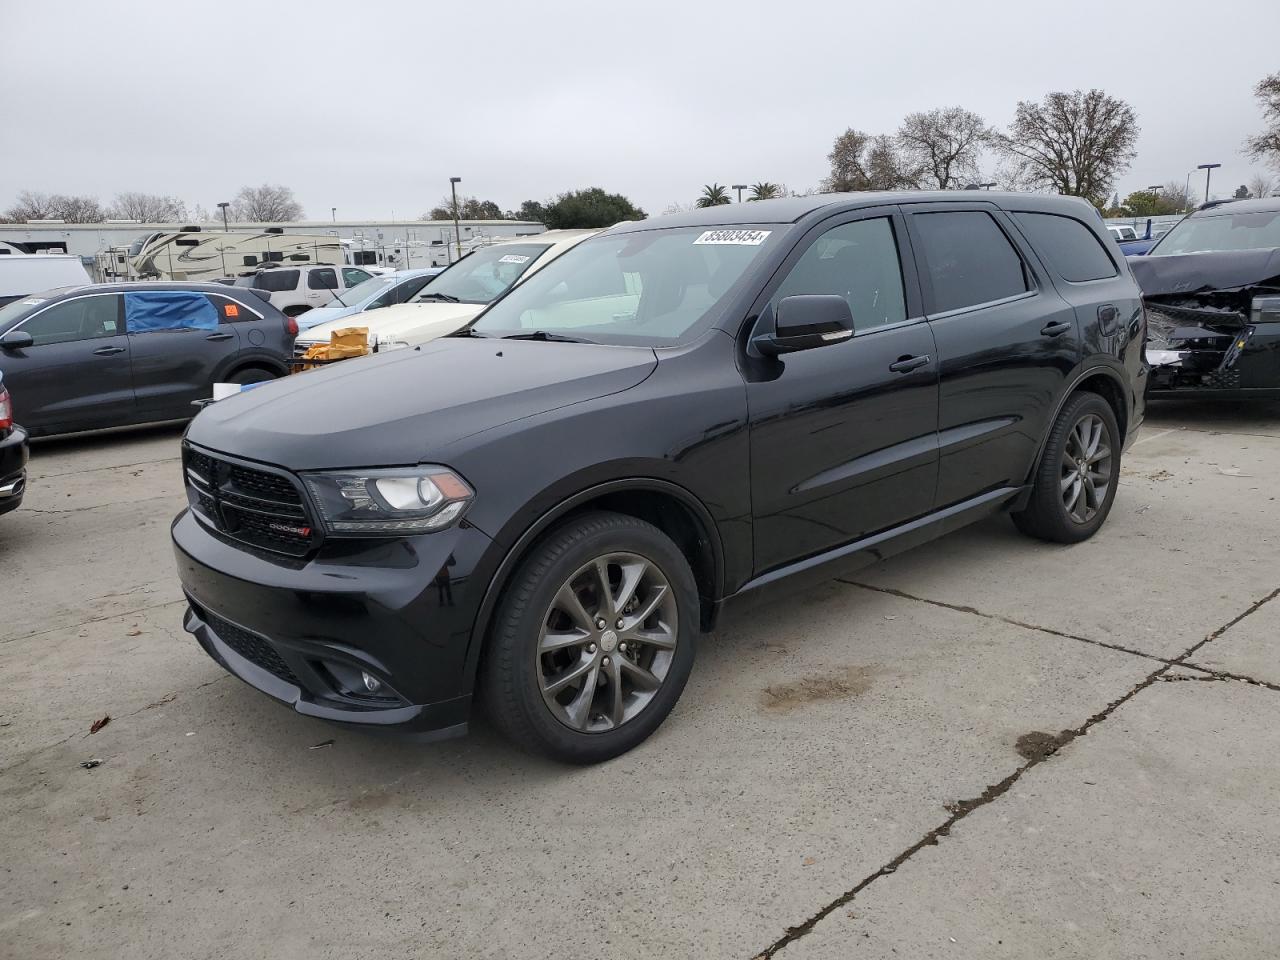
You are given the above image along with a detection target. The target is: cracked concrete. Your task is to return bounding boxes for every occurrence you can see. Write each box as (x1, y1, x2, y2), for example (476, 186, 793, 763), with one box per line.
(2, 403, 1279, 960)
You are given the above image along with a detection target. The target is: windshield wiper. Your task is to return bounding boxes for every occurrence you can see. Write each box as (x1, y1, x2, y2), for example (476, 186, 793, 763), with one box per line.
(451, 327, 490, 338)
(416, 292, 460, 303)
(501, 330, 594, 343)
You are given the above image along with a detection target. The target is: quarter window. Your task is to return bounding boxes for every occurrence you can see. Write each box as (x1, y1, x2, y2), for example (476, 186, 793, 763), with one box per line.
(308, 268, 338, 290)
(1013, 212, 1117, 282)
(771, 217, 907, 332)
(912, 211, 1029, 313)
(21, 296, 120, 346)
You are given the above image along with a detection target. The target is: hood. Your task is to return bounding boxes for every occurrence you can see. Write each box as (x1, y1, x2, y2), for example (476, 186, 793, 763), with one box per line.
(296, 302, 482, 345)
(1131, 248, 1280, 297)
(186, 336, 658, 470)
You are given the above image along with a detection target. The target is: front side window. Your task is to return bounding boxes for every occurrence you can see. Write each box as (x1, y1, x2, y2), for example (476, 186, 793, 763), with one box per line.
(1152, 210, 1280, 256)
(912, 211, 1029, 313)
(413, 243, 552, 304)
(1013, 213, 1117, 282)
(471, 226, 778, 345)
(21, 295, 120, 346)
(342, 267, 372, 287)
(251, 269, 300, 293)
(771, 217, 907, 332)
(307, 268, 338, 290)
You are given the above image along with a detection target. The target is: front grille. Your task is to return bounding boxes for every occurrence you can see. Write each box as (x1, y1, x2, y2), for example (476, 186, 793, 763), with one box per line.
(203, 609, 299, 686)
(183, 443, 317, 557)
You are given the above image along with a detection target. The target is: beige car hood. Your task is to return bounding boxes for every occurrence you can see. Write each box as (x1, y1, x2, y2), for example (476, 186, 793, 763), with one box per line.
(297, 301, 483, 347)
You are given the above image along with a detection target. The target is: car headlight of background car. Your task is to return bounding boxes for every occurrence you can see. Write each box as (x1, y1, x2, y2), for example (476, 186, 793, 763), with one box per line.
(302, 466, 473, 535)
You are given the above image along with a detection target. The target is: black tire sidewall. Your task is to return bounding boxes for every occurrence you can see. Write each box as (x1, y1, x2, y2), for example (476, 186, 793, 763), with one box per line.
(486, 512, 698, 763)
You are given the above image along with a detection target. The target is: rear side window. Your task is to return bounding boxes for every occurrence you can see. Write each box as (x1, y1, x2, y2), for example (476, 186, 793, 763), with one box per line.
(308, 268, 338, 290)
(1014, 213, 1117, 282)
(252, 269, 299, 293)
(912, 211, 1028, 313)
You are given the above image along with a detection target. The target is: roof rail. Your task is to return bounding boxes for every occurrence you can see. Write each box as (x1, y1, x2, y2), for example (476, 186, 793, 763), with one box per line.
(1197, 198, 1239, 211)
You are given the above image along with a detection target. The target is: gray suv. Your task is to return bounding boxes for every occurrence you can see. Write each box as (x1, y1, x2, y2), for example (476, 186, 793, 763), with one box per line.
(0, 282, 296, 437)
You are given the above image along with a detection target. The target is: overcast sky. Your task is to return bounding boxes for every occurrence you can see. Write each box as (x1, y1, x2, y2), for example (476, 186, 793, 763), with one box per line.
(3, 0, 1276, 220)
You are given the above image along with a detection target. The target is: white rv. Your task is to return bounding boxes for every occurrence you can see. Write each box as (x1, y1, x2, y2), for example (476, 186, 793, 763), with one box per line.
(112, 227, 346, 282)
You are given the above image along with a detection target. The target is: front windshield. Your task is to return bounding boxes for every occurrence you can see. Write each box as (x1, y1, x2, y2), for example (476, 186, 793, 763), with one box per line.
(411, 243, 550, 304)
(1152, 210, 1280, 256)
(339, 275, 396, 306)
(471, 226, 778, 345)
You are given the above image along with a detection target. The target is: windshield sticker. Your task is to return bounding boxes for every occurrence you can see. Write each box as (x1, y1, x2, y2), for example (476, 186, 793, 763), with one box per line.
(693, 229, 771, 246)
(21, 298, 47, 305)
(498, 254, 531, 264)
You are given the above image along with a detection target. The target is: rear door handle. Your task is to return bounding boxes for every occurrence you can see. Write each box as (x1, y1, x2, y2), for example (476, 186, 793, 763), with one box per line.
(888, 355, 930, 373)
(93, 346, 126, 356)
(1040, 321, 1073, 338)
(205, 332, 234, 342)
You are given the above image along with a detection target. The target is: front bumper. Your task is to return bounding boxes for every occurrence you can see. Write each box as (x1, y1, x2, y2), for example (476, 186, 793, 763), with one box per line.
(0, 424, 29, 517)
(171, 507, 495, 738)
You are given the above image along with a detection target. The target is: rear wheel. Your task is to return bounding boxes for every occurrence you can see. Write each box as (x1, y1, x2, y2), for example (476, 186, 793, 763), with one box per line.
(1013, 392, 1120, 543)
(481, 511, 698, 764)
(226, 366, 277, 386)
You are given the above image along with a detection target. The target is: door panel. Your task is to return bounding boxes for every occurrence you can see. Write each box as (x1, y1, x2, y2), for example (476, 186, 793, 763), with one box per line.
(745, 209, 939, 575)
(906, 205, 1080, 507)
(0, 294, 134, 431)
(126, 293, 241, 417)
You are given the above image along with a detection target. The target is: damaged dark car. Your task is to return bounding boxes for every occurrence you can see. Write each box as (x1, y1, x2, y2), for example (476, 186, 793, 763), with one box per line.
(1131, 198, 1280, 399)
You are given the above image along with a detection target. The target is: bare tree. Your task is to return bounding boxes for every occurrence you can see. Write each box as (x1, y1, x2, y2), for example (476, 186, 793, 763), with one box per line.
(1248, 173, 1276, 199)
(1159, 180, 1198, 214)
(896, 107, 992, 190)
(232, 184, 303, 222)
(4, 190, 105, 222)
(1244, 72, 1280, 172)
(996, 89, 1139, 205)
(824, 128, 874, 191)
(108, 192, 187, 222)
(824, 129, 918, 191)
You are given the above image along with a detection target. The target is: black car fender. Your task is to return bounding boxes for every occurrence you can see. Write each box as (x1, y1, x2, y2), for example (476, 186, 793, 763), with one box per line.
(460, 474, 726, 689)
(1011, 360, 1132, 511)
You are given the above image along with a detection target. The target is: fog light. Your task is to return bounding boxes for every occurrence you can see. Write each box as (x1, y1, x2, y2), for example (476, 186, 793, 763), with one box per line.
(361, 671, 382, 693)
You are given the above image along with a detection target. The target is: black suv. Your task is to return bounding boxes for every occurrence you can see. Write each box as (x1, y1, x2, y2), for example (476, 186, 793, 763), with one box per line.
(173, 192, 1145, 763)
(0, 282, 296, 436)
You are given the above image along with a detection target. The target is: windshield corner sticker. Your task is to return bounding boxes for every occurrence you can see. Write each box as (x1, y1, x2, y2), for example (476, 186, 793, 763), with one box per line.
(497, 254, 531, 264)
(693, 229, 771, 246)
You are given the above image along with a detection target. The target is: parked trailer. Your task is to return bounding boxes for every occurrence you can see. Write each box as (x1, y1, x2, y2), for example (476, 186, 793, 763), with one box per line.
(110, 228, 346, 282)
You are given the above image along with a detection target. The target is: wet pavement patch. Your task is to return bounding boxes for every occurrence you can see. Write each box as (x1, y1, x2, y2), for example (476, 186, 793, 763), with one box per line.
(761, 666, 876, 712)
(1014, 729, 1076, 761)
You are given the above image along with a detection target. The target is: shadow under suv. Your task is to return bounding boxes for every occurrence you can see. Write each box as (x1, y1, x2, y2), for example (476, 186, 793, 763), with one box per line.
(172, 192, 1146, 764)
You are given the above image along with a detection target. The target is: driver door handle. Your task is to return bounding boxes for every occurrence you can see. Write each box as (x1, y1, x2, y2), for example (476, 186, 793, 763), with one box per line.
(93, 345, 127, 356)
(1041, 320, 1073, 337)
(205, 332, 234, 341)
(889, 355, 930, 373)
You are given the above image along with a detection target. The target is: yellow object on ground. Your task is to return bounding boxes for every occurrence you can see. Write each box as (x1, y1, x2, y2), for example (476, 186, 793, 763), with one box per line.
(297, 327, 370, 370)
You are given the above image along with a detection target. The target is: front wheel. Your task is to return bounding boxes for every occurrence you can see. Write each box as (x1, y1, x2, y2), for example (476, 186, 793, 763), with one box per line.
(481, 511, 698, 764)
(1013, 392, 1120, 543)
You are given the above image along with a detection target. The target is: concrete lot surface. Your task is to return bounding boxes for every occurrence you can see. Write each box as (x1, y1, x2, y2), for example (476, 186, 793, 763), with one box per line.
(2, 401, 1279, 959)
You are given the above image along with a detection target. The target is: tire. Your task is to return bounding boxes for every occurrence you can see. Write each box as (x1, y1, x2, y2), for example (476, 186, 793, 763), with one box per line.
(1013, 392, 1121, 543)
(481, 511, 699, 764)
(226, 366, 278, 386)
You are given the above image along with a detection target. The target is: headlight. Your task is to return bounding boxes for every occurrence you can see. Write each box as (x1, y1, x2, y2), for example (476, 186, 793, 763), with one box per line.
(302, 466, 473, 536)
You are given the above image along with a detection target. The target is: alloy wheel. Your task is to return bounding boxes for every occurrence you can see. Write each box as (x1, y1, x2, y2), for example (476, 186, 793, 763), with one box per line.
(536, 552, 678, 733)
(1060, 413, 1112, 524)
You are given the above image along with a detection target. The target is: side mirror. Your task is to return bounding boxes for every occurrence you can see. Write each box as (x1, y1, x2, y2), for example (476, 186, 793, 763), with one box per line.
(753, 295, 854, 357)
(1, 329, 34, 350)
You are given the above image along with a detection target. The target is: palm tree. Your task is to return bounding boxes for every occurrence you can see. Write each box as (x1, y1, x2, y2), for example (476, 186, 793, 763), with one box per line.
(695, 183, 732, 207)
(748, 182, 782, 201)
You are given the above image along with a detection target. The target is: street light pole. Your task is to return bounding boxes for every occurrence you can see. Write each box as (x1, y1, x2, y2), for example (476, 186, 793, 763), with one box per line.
(1198, 163, 1221, 206)
(449, 177, 463, 261)
(216, 201, 230, 232)
(732, 184, 747, 203)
